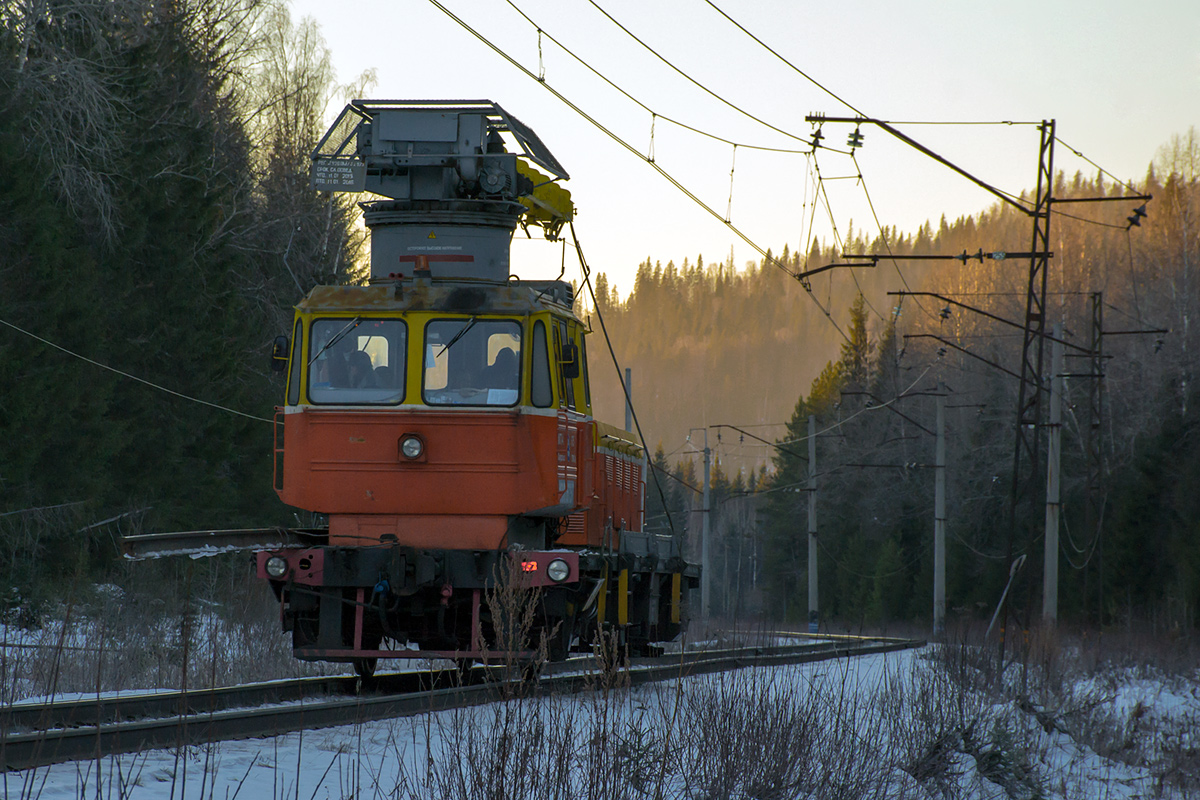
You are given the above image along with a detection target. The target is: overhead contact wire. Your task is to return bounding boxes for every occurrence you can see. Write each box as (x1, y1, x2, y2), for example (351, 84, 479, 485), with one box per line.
(427, 0, 851, 345)
(585, 0, 813, 146)
(852, 152, 937, 324)
(572, 221, 678, 537)
(775, 363, 934, 446)
(502, 0, 808, 154)
(702, 0, 866, 117)
(1054, 136, 1142, 195)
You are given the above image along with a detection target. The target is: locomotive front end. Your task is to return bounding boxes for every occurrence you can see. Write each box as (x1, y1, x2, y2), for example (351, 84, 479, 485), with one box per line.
(256, 101, 696, 674)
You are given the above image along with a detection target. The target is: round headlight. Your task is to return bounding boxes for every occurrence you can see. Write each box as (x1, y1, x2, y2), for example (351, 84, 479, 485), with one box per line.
(546, 558, 570, 583)
(400, 435, 424, 460)
(265, 555, 288, 579)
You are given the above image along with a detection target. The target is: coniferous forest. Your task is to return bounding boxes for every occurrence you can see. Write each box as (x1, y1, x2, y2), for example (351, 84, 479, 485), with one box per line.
(592, 137, 1200, 633)
(2, 1, 1198, 635)
(0, 0, 367, 614)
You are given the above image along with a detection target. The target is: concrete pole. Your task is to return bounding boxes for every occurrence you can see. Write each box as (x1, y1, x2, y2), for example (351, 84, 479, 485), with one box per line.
(624, 367, 632, 432)
(701, 433, 711, 620)
(1043, 325, 1064, 625)
(807, 415, 818, 634)
(934, 382, 946, 637)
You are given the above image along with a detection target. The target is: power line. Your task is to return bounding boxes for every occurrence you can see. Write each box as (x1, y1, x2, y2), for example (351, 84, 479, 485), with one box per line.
(874, 120, 1039, 127)
(701, 0, 865, 118)
(810, 115, 1036, 215)
(1052, 207, 1130, 230)
(951, 529, 1011, 561)
(585, 0, 812, 147)
(807, 152, 848, 285)
(851, 152, 939, 325)
(572, 220, 677, 538)
(647, 460, 702, 495)
(715, 421, 790, 429)
(500, 0, 808, 154)
(1054, 136, 1142, 195)
(775, 363, 935, 446)
(0, 317, 273, 424)
(426, 0, 854, 345)
(804, 151, 885, 321)
(523, 2, 896, 342)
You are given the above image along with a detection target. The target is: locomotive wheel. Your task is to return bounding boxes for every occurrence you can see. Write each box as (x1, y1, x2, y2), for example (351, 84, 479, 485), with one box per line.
(352, 631, 382, 679)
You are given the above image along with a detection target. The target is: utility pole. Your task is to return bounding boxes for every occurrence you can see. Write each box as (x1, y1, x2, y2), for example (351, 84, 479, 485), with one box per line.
(934, 383, 946, 637)
(1075, 293, 1167, 622)
(804, 114, 1149, 639)
(701, 431, 711, 620)
(624, 367, 633, 432)
(1043, 325, 1064, 625)
(1085, 293, 1104, 624)
(808, 415, 818, 634)
(802, 117, 1059, 637)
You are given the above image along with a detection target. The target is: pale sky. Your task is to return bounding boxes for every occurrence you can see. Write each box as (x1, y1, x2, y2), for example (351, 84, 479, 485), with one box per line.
(290, 0, 1200, 300)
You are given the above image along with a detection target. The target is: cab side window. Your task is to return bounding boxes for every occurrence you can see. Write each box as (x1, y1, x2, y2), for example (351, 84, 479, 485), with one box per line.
(579, 333, 591, 410)
(286, 320, 303, 406)
(531, 320, 553, 407)
(553, 320, 575, 411)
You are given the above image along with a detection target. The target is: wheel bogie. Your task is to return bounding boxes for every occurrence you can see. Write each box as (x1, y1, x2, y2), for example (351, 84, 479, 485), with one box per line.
(269, 545, 696, 667)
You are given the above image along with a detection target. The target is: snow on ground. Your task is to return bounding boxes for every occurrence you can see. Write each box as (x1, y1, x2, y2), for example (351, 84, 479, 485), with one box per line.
(6, 646, 1198, 800)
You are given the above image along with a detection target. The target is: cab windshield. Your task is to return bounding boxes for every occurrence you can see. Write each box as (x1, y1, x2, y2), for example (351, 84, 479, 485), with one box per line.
(308, 318, 406, 404)
(423, 319, 521, 406)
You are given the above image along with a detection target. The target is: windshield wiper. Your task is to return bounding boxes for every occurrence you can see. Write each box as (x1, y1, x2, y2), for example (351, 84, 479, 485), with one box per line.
(438, 316, 477, 357)
(309, 317, 361, 366)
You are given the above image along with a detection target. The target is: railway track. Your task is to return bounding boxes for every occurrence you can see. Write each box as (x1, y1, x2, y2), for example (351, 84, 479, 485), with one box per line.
(2, 634, 923, 772)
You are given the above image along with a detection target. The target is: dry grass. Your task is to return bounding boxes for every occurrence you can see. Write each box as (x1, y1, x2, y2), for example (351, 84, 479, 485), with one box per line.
(1, 555, 341, 705)
(9, 624, 1199, 799)
(5, 546, 1199, 800)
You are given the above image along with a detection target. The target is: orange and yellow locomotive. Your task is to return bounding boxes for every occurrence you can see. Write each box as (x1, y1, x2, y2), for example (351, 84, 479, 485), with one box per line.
(254, 101, 696, 675)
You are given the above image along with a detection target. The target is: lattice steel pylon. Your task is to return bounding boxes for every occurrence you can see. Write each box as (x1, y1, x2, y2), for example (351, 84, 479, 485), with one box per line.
(1003, 120, 1055, 651)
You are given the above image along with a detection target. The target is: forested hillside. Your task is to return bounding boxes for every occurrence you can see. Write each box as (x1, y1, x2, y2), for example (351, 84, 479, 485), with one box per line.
(1, 0, 1195, 633)
(0, 0, 366, 609)
(589, 249, 854, 478)
(593, 132, 1200, 629)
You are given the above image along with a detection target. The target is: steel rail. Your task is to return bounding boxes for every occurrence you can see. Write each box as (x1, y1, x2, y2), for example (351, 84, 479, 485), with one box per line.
(2, 636, 923, 772)
(6, 642, 853, 735)
(1, 670, 464, 734)
(120, 527, 327, 559)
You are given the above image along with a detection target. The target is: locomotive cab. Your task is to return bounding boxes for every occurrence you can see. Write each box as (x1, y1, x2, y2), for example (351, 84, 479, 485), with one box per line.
(273, 278, 598, 551)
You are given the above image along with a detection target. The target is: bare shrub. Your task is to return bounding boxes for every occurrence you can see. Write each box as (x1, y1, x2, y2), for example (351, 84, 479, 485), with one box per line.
(475, 554, 560, 696)
(960, 714, 1043, 800)
(1, 553, 340, 704)
(918, 623, 1200, 799)
(875, 651, 991, 795)
(664, 659, 902, 800)
(390, 655, 906, 800)
(586, 624, 630, 696)
(394, 684, 654, 800)
(1157, 728, 1200, 797)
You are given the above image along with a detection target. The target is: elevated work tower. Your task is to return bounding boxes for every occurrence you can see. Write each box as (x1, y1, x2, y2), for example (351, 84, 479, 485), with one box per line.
(311, 100, 573, 281)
